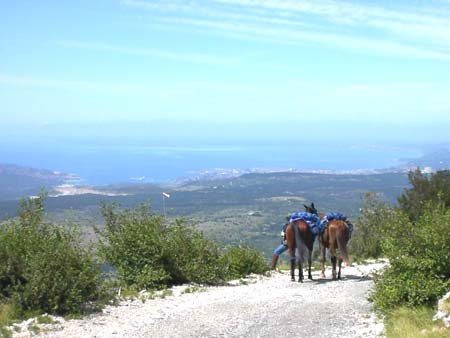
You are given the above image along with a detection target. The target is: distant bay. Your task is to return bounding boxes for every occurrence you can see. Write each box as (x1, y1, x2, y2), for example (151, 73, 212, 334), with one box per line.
(1, 142, 423, 185)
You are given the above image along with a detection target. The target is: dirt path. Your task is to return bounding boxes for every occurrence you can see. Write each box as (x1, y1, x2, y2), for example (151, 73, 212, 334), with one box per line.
(14, 262, 385, 338)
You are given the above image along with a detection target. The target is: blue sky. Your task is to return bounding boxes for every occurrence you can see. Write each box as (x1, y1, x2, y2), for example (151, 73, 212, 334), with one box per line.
(1, 0, 450, 139)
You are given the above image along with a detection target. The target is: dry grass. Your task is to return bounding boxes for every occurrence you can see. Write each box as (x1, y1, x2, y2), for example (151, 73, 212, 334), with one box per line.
(0, 302, 16, 338)
(386, 307, 450, 338)
(0, 303, 15, 328)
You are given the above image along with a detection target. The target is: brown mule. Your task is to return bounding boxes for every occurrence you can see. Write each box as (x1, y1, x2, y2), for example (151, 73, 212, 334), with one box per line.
(303, 203, 351, 280)
(319, 219, 350, 280)
(285, 214, 315, 282)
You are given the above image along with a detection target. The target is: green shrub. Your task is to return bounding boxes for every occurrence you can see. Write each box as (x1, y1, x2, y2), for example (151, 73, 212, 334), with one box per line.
(398, 169, 450, 221)
(97, 204, 226, 289)
(373, 204, 450, 313)
(0, 195, 111, 316)
(97, 203, 170, 289)
(221, 245, 268, 280)
(350, 192, 393, 259)
(164, 221, 224, 284)
(97, 204, 269, 289)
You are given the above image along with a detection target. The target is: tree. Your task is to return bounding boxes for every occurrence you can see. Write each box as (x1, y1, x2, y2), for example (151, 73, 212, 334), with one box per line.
(350, 192, 392, 259)
(398, 168, 450, 221)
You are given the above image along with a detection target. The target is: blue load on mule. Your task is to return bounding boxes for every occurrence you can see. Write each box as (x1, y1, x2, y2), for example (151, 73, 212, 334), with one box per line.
(289, 211, 323, 237)
(320, 212, 354, 237)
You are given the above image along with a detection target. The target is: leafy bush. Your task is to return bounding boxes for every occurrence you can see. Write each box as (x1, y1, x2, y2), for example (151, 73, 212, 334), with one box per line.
(164, 221, 224, 284)
(0, 195, 110, 316)
(398, 169, 450, 221)
(349, 172, 450, 314)
(97, 204, 225, 289)
(97, 204, 171, 290)
(97, 204, 269, 290)
(221, 245, 268, 280)
(373, 204, 450, 313)
(350, 192, 393, 259)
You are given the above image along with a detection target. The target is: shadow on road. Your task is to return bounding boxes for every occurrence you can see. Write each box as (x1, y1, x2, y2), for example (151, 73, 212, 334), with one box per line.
(308, 274, 372, 284)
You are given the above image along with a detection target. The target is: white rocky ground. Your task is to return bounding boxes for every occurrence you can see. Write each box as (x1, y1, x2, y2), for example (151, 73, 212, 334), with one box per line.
(50, 185, 128, 197)
(434, 290, 450, 328)
(10, 261, 386, 338)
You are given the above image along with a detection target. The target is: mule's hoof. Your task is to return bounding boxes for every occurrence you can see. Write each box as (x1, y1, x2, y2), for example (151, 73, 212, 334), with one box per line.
(308, 276, 313, 280)
(298, 278, 303, 283)
(291, 277, 295, 282)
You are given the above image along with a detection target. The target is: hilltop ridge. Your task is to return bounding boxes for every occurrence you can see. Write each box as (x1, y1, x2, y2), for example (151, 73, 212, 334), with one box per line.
(0, 164, 77, 200)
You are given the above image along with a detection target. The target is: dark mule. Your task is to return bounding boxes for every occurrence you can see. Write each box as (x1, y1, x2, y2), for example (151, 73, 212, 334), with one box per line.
(304, 204, 351, 280)
(285, 204, 317, 282)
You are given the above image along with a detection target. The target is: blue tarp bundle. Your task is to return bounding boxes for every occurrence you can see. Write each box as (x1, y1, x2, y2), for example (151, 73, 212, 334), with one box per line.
(289, 212, 324, 237)
(320, 212, 354, 236)
(325, 212, 347, 221)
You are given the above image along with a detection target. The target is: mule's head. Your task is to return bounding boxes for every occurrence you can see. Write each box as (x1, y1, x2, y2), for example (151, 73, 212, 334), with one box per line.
(303, 202, 318, 215)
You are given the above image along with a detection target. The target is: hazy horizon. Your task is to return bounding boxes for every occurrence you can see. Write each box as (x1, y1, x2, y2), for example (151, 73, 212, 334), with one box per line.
(1, 1, 450, 179)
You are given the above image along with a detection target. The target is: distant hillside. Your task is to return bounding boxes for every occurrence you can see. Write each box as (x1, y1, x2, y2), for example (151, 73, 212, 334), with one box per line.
(3, 147, 448, 257)
(0, 171, 411, 258)
(405, 146, 450, 171)
(0, 164, 73, 200)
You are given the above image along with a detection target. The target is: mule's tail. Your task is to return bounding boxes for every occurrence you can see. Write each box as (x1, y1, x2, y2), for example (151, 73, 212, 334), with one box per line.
(336, 225, 350, 266)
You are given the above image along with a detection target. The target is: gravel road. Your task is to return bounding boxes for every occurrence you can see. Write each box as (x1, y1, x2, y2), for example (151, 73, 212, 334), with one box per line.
(13, 262, 385, 338)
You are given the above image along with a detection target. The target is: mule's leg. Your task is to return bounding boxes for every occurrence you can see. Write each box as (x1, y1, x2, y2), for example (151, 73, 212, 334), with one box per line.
(307, 249, 313, 280)
(330, 241, 337, 280)
(328, 226, 338, 280)
(297, 247, 304, 283)
(338, 257, 343, 280)
(295, 239, 305, 282)
(290, 256, 295, 282)
(289, 242, 296, 281)
(289, 245, 296, 281)
(298, 258, 303, 283)
(320, 244, 326, 279)
(331, 256, 337, 280)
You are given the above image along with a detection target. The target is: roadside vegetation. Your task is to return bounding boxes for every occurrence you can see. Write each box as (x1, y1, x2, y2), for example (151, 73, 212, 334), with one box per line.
(97, 203, 268, 290)
(0, 195, 268, 336)
(385, 307, 450, 338)
(352, 169, 450, 337)
(0, 171, 410, 260)
(0, 194, 111, 313)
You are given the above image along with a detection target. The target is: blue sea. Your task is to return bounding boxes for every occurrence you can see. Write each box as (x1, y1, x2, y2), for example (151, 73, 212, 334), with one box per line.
(1, 141, 423, 185)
